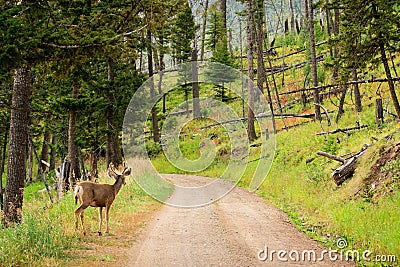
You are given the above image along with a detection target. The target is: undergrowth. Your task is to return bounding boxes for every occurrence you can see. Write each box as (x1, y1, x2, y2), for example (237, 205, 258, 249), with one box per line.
(0, 169, 156, 267)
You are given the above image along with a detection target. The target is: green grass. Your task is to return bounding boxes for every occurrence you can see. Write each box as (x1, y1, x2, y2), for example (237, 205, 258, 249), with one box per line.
(0, 169, 157, 266)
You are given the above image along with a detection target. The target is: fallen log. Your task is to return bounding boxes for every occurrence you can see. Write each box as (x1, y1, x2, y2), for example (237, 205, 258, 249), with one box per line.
(316, 124, 368, 135)
(316, 151, 345, 163)
(316, 144, 370, 185)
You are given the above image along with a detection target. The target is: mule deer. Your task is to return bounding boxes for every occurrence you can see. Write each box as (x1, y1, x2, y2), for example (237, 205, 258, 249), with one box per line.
(74, 163, 131, 236)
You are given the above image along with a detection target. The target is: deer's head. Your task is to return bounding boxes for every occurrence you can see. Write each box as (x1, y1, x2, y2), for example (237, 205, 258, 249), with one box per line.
(107, 162, 131, 185)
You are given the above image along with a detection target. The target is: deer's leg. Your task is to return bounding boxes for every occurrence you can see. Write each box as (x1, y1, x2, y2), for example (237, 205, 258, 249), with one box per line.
(98, 207, 103, 236)
(80, 210, 86, 236)
(74, 209, 80, 231)
(74, 204, 88, 236)
(105, 204, 111, 233)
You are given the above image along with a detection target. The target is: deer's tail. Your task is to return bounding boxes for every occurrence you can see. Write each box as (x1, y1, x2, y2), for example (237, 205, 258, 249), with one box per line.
(74, 185, 83, 205)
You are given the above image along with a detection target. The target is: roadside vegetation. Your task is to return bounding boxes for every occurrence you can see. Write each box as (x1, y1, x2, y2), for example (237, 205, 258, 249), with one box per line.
(0, 166, 159, 266)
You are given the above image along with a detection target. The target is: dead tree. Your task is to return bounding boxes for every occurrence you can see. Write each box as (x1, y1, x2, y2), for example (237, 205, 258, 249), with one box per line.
(316, 144, 369, 185)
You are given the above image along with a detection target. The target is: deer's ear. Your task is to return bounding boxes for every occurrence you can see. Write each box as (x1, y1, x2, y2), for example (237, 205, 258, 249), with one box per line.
(123, 168, 131, 176)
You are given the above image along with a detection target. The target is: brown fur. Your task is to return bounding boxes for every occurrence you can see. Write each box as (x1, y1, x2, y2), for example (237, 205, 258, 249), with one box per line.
(74, 164, 131, 236)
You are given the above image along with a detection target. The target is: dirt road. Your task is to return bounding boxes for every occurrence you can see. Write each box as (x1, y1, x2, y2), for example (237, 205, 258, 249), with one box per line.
(127, 174, 353, 266)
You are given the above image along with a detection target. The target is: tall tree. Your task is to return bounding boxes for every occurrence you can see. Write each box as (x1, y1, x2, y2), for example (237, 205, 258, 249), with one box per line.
(0, 1, 49, 225)
(220, 0, 227, 31)
(200, 0, 210, 62)
(206, 8, 224, 53)
(2, 67, 31, 226)
(307, 0, 322, 120)
(38, 116, 51, 177)
(147, 29, 160, 143)
(105, 57, 123, 166)
(247, 0, 257, 142)
(68, 80, 80, 185)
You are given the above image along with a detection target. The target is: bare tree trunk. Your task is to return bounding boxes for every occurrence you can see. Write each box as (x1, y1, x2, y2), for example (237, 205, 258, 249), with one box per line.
(379, 40, 400, 118)
(0, 130, 8, 209)
(325, 1, 333, 57)
(307, 0, 322, 120)
(192, 48, 201, 119)
(27, 143, 33, 183)
(255, 0, 265, 94)
(2, 67, 31, 227)
(289, 0, 296, 32)
(105, 57, 122, 166)
(200, 0, 209, 62)
(319, 9, 325, 32)
(220, 0, 227, 32)
(158, 36, 167, 113)
(38, 121, 51, 176)
(68, 82, 80, 186)
(247, 0, 257, 142)
(228, 28, 234, 56)
(147, 29, 160, 143)
(49, 134, 57, 171)
(88, 151, 98, 182)
(336, 86, 347, 123)
(325, 1, 333, 36)
(105, 107, 115, 167)
(332, 8, 340, 81)
(352, 68, 362, 112)
(239, 19, 245, 118)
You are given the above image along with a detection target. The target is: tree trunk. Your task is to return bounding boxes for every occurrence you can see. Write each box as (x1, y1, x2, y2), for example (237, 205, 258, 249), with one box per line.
(49, 134, 57, 171)
(158, 36, 167, 113)
(378, 40, 400, 118)
(325, 1, 333, 37)
(88, 151, 98, 182)
(0, 130, 8, 209)
(106, 107, 115, 167)
(332, 8, 340, 81)
(106, 57, 122, 166)
(27, 143, 33, 183)
(308, 0, 322, 120)
(68, 82, 80, 186)
(220, 0, 227, 32)
(335, 86, 347, 123)
(2, 67, 31, 227)
(38, 121, 51, 176)
(0, 140, 2, 209)
(192, 48, 201, 119)
(352, 68, 362, 112)
(255, 0, 265, 94)
(289, 0, 295, 32)
(247, 0, 257, 142)
(147, 30, 160, 143)
(228, 28, 234, 56)
(376, 98, 384, 126)
(200, 0, 209, 62)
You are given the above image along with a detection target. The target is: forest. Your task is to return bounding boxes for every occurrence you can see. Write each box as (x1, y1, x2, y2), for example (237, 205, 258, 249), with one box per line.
(0, 0, 399, 266)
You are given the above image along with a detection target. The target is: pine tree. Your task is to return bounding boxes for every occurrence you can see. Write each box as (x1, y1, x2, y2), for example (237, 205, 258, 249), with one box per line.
(336, 0, 400, 118)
